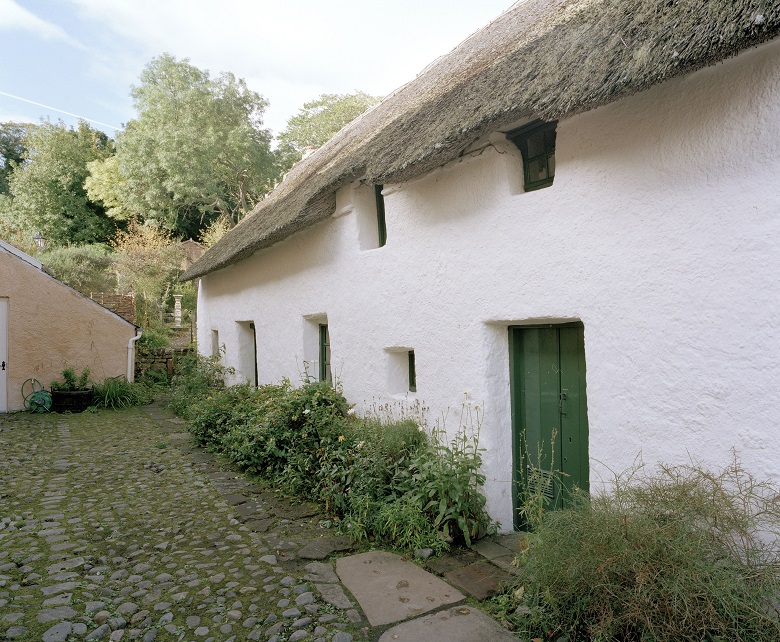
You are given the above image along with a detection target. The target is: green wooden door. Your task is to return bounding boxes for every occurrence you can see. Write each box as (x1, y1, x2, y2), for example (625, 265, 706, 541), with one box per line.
(509, 324, 589, 529)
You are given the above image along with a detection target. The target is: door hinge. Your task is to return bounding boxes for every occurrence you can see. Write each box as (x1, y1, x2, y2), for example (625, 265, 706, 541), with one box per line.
(559, 389, 567, 416)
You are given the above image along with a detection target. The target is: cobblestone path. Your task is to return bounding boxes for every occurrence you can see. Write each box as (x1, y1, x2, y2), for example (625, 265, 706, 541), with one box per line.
(0, 402, 364, 642)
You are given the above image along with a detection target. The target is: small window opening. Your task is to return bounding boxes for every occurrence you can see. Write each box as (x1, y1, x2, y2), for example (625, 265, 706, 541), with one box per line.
(375, 184, 387, 247)
(385, 347, 416, 395)
(319, 324, 332, 384)
(507, 120, 557, 191)
(250, 322, 258, 387)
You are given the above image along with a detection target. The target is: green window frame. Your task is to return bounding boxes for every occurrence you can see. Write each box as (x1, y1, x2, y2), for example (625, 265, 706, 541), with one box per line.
(408, 350, 416, 393)
(318, 323, 332, 384)
(375, 184, 387, 247)
(507, 120, 557, 191)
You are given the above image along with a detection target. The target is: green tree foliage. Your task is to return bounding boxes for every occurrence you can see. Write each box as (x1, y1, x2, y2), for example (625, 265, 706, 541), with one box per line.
(84, 155, 133, 221)
(40, 244, 118, 295)
(4, 120, 116, 245)
(93, 53, 278, 238)
(0, 121, 31, 194)
(110, 219, 184, 327)
(276, 91, 381, 172)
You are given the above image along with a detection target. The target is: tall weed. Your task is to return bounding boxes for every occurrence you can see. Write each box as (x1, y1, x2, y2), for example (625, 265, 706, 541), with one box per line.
(499, 455, 780, 641)
(92, 376, 152, 409)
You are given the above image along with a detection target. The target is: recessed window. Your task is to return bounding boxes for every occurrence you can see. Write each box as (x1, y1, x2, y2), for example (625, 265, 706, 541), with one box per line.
(236, 321, 258, 386)
(386, 347, 416, 395)
(507, 120, 557, 191)
(319, 323, 332, 384)
(375, 184, 387, 247)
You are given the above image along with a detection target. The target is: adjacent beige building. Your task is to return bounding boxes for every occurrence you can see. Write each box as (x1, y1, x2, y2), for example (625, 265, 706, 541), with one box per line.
(0, 240, 138, 412)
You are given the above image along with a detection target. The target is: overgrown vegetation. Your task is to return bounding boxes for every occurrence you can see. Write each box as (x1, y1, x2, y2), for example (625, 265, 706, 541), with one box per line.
(169, 353, 494, 551)
(92, 376, 153, 409)
(491, 456, 780, 641)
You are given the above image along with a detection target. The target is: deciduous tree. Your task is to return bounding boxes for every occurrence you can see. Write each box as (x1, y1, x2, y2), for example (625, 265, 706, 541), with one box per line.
(276, 91, 381, 172)
(0, 121, 31, 194)
(110, 219, 184, 327)
(95, 53, 278, 238)
(5, 120, 116, 245)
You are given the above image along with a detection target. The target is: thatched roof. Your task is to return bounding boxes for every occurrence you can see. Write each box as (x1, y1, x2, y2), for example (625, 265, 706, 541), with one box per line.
(182, 0, 780, 281)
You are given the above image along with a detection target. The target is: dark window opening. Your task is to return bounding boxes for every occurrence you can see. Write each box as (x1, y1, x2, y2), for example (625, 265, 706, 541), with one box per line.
(319, 324, 332, 384)
(507, 120, 557, 191)
(408, 350, 416, 393)
(375, 184, 387, 247)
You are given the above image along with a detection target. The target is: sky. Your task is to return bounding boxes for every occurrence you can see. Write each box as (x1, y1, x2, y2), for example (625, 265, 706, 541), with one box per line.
(0, 0, 515, 140)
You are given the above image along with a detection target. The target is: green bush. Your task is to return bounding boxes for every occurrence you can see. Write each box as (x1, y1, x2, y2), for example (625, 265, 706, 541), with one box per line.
(497, 456, 780, 641)
(220, 380, 352, 500)
(51, 367, 90, 391)
(169, 351, 232, 417)
(40, 243, 117, 296)
(339, 407, 493, 550)
(136, 328, 171, 353)
(173, 366, 494, 554)
(92, 376, 152, 409)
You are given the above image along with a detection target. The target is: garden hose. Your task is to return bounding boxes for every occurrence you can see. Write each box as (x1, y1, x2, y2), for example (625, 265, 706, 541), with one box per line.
(22, 378, 52, 412)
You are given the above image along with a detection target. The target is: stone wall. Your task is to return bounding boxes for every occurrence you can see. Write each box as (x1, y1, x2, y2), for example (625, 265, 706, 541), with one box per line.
(135, 347, 190, 380)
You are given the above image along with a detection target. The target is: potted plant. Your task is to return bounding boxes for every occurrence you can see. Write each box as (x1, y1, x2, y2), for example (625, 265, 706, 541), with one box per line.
(51, 367, 94, 413)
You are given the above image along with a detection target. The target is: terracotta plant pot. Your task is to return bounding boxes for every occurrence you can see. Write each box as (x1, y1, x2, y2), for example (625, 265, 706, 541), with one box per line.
(51, 388, 94, 413)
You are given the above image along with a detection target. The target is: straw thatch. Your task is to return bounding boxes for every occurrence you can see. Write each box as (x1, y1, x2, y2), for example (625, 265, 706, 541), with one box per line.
(182, 0, 780, 281)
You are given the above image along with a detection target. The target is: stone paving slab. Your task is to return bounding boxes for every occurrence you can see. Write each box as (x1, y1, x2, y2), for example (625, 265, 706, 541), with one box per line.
(336, 551, 464, 626)
(445, 561, 513, 600)
(472, 538, 513, 560)
(298, 536, 354, 560)
(424, 548, 481, 575)
(377, 604, 519, 642)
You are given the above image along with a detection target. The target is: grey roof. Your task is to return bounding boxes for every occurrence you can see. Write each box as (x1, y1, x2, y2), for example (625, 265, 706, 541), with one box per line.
(182, 0, 780, 281)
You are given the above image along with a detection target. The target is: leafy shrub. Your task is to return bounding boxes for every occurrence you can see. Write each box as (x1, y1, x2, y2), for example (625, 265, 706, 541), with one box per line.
(220, 380, 352, 500)
(41, 243, 117, 295)
(92, 376, 152, 409)
(340, 405, 494, 550)
(139, 368, 171, 386)
(174, 370, 494, 554)
(194, 383, 288, 449)
(391, 419, 491, 547)
(499, 456, 780, 641)
(136, 328, 171, 353)
(52, 367, 90, 391)
(169, 351, 232, 417)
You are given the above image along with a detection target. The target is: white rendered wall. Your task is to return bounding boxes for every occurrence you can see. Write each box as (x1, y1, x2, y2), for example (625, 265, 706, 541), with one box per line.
(197, 39, 780, 531)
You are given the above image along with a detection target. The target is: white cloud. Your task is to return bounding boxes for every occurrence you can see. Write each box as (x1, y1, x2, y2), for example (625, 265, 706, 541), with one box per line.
(0, 0, 86, 49)
(66, 0, 512, 133)
(8, 0, 511, 136)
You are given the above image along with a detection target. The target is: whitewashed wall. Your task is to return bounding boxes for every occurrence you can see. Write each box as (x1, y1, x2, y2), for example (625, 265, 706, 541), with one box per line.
(197, 39, 780, 531)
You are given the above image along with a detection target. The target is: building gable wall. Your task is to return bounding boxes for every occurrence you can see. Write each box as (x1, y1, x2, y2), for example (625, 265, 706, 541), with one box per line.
(0, 249, 136, 412)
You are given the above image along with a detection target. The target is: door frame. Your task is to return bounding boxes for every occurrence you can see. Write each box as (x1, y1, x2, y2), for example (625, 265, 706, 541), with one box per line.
(509, 322, 589, 529)
(0, 297, 7, 413)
